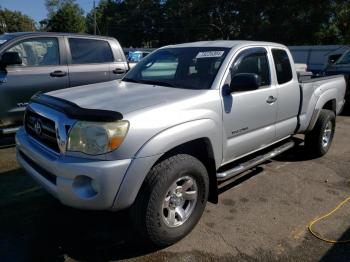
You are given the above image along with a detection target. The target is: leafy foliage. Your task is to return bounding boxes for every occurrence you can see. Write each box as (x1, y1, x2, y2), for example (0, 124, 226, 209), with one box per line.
(2, 0, 350, 46)
(85, 0, 350, 47)
(45, 0, 86, 33)
(0, 7, 36, 33)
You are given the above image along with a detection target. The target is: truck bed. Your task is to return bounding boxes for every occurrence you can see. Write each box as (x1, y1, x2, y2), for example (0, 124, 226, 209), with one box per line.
(298, 74, 346, 132)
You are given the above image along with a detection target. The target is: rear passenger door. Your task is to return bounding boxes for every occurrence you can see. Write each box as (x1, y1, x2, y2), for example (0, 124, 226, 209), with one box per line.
(270, 48, 300, 141)
(67, 37, 116, 87)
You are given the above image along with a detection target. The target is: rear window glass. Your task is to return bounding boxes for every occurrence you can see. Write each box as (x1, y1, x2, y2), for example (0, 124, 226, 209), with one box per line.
(272, 49, 293, 84)
(68, 38, 114, 64)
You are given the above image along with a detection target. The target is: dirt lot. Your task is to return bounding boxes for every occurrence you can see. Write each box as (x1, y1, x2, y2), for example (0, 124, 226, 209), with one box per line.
(0, 113, 350, 262)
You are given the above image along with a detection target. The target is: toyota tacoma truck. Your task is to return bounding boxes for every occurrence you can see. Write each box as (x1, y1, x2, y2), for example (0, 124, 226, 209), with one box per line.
(16, 41, 346, 247)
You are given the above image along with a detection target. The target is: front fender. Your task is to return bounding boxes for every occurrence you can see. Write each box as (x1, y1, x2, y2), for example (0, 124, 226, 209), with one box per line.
(135, 119, 221, 164)
(112, 119, 222, 210)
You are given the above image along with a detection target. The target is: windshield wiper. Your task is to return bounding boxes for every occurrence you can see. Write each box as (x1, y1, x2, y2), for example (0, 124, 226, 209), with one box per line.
(122, 77, 140, 83)
(123, 78, 177, 87)
(139, 80, 176, 87)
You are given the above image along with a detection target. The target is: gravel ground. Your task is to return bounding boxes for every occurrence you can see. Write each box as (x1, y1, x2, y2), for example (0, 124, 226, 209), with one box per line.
(0, 113, 349, 262)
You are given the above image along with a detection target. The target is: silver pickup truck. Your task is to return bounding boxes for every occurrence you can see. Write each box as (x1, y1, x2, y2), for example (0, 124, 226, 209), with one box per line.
(16, 41, 346, 247)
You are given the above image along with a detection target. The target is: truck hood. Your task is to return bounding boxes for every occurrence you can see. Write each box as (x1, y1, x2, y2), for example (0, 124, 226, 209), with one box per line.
(48, 80, 204, 115)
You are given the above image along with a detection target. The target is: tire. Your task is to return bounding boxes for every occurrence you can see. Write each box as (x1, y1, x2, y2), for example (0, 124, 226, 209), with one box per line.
(305, 109, 335, 157)
(130, 154, 209, 247)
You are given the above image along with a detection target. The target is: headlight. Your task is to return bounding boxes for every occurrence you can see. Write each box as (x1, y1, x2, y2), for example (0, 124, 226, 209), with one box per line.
(67, 120, 129, 155)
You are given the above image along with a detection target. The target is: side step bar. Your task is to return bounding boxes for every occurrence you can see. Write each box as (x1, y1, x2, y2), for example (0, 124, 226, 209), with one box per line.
(217, 140, 295, 181)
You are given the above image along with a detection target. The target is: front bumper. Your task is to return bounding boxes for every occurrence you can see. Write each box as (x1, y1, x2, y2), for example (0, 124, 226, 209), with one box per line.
(16, 128, 131, 210)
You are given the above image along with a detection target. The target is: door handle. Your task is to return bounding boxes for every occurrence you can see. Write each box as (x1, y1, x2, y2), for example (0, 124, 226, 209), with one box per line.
(50, 70, 67, 77)
(113, 68, 127, 74)
(266, 96, 277, 104)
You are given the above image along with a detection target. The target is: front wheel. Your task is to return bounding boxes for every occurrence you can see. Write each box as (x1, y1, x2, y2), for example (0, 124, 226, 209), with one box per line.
(130, 154, 209, 247)
(305, 109, 335, 157)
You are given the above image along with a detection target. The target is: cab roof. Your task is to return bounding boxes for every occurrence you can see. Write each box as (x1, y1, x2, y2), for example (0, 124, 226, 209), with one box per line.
(0, 32, 115, 40)
(163, 40, 287, 49)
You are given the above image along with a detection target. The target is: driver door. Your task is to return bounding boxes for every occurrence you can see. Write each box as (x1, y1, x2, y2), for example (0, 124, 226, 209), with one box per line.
(222, 47, 277, 164)
(0, 37, 68, 128)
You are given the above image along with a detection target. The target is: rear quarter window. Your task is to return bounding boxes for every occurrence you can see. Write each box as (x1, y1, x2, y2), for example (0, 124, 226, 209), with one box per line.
(68, 38, 114, 64)
(272, 49, 293, 84)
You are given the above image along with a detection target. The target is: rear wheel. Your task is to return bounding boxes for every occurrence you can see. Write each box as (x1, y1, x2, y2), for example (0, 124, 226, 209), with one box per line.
(305, 109, 335, 157)
(130, 154, 209, 247)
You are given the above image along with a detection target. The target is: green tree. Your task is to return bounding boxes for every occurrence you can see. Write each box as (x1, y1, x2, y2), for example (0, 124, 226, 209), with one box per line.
(46, 0, 86, 33)
(86, 0, 109, 35)
(316, 0, 350, 44)
(0, 7, 36, 33)
(84, 0, 350, 47)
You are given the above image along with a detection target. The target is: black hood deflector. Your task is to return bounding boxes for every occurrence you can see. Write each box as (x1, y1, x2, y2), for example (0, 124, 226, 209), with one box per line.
(30, 93, 123, 122)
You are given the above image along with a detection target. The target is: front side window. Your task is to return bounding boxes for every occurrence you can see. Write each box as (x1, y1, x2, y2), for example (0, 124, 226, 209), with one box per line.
(124, 47, 229, 89)
(336, 51, 350, 65)
(6, 38, 59, 66)
(69, 38, 114, 64)
(272, 49, 293, 84)
(231, 50, 271, 87)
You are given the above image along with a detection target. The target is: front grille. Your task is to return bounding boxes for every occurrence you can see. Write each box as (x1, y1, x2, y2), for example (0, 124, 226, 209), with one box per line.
(24, 109, 60, 152)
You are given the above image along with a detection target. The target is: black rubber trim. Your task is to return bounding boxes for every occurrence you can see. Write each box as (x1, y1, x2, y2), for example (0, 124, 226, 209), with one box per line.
(299, 74, 344, 83)
(294, 84, 303, 134)
(19, 150, 57, 185)
(30, 93, 123, 122)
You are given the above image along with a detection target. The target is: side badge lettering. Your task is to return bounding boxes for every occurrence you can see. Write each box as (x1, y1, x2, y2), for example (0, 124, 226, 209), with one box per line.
(232, 127, 248, 135)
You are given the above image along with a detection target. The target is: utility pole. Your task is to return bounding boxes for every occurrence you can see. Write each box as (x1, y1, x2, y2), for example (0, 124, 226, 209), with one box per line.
(0, 20, 7, 33)
(93, 0, 96, 35)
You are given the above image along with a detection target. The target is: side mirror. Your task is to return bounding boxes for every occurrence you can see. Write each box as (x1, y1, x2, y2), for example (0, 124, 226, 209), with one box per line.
(0, 52, 22, 66)
(328, 54, 341, 65)
(230, 73, 261, 92)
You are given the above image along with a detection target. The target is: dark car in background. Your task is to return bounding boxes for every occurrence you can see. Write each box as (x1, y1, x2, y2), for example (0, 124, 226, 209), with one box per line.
(127, 50, 151, 68)
(0, 32, 129, 135)
(324, 49, 350, 99)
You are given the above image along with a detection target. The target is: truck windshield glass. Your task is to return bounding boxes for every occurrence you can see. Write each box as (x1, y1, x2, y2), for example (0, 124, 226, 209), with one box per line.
(123, 47, 230, 89)
(336, 51, 350, 65)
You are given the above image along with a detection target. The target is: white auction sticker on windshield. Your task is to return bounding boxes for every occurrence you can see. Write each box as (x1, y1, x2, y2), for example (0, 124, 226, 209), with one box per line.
(196, 51, 224, 58)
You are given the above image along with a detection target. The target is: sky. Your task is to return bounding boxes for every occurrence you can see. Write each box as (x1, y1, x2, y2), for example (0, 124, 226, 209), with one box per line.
(0, 0, 97, 22)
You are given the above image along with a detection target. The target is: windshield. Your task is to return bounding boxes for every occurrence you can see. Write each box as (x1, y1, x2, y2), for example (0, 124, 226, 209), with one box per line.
(128, 52, 143, 62)
(123, 47, 230, 89)
(336, 50, 350, 65)
(0, 34, 15, 46)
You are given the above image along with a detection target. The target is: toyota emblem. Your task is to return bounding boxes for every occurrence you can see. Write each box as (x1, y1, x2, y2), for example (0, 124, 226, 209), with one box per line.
(34, 119, 42, 136)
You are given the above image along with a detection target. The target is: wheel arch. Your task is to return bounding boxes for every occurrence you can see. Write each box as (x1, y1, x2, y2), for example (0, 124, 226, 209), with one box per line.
(307, 90, 337, 132)
(322, 99, 336, 113)
(154, 138, 219, 204)
(112, 119, 221, 210)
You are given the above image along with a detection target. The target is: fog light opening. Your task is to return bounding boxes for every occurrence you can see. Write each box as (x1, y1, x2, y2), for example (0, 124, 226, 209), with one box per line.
(90, 179, 100, 193)
(72, 175, 98, 198)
